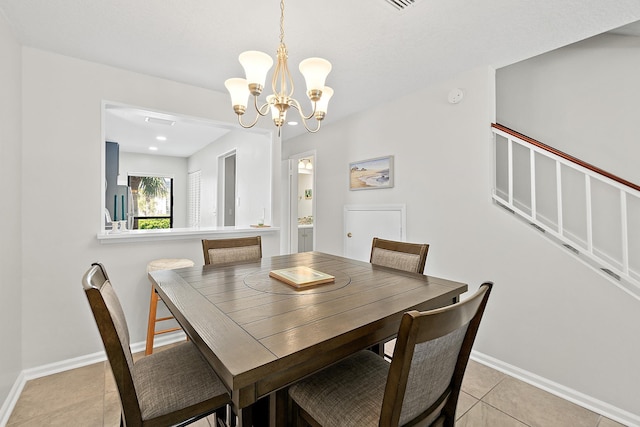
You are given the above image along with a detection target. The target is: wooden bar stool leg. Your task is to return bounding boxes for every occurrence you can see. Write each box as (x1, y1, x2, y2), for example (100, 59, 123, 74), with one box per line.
(145, 258, 195, 355)
(145, 286, 159, 356)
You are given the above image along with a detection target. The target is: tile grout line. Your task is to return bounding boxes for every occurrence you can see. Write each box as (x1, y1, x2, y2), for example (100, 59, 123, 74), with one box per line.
(479, 399, 535, 427)
(475, 374, 536, 426)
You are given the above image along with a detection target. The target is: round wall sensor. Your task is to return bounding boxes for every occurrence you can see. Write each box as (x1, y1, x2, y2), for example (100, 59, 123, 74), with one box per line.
(448, 88, 464, 104)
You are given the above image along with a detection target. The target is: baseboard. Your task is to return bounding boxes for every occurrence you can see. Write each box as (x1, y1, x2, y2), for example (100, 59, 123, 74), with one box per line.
(0, 371, 26, 427)
(471, 351, 640, 427)
(0, 331, 186, 426)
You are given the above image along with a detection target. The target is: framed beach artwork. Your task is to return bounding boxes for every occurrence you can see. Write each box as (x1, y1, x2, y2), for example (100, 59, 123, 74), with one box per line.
(349, 155, 394, 190)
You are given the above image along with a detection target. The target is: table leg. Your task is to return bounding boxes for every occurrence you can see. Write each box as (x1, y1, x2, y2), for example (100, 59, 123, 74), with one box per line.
(237, 406, 252, 427)
(274, 389, 290, 427)
(237, 396, 269, 427)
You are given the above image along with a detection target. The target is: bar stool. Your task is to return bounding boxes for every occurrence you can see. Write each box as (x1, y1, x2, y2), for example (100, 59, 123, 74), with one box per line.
(145, 258, 195, 355)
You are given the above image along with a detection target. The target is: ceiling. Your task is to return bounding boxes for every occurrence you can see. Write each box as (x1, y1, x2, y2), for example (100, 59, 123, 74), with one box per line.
(104, 104, 235, 157)
(1, 0, 640, 147)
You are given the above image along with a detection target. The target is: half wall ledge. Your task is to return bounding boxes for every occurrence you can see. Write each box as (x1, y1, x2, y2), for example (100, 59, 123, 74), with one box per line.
(97, 226, 279, 244)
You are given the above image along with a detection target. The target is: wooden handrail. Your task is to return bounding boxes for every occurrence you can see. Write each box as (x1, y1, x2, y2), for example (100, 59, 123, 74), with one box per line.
(492, 123, 640, 193)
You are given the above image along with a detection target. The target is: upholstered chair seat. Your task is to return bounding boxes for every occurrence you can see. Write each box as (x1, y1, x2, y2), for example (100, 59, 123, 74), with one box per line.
(289, 350, 389, 426)
(133, 342, 229, 422)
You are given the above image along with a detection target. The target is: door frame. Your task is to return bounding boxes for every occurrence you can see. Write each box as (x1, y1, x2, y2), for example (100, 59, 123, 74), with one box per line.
(217, 149, 237, 226)
(288, 150, 317, 253)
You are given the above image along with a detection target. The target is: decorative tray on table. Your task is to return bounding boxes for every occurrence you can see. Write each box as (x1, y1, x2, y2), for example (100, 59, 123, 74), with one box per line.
(269, 266, 335, 289)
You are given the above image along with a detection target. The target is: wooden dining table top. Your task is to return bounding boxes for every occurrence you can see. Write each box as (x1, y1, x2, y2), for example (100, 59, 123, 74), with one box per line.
(149, 251, 468, 420)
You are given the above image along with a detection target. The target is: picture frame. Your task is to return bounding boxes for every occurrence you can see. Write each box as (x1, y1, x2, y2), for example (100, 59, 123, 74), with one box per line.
(349, 155, 394, 190)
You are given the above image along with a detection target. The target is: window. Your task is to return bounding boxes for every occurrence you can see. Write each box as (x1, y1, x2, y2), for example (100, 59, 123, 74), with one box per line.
(128, 175, 173, 229)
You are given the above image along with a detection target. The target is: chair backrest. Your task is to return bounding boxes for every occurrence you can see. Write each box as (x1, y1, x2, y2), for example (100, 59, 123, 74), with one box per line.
(370, 237, 429, 274)
(82, 263, 142, 423)
(380, 282, 493, 427)
(202, 236, 262, 266)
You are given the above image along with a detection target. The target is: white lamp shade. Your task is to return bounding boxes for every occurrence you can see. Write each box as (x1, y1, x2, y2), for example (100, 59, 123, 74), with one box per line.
(315, 86, 334, 114)
(239, 51, 273, 87)
(224, 78, 250, 108)
(299, 57, 332, 92)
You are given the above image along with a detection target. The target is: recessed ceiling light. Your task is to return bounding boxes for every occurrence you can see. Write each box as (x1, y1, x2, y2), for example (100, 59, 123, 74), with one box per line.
(149, 146, 158, 151)
(156, 136, 167, 141)
(287, 121, 299, 126)
(145, 116, 176, 126)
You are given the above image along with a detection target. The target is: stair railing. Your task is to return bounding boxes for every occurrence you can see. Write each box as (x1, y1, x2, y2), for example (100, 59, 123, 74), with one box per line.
(491, 123, 640, 300)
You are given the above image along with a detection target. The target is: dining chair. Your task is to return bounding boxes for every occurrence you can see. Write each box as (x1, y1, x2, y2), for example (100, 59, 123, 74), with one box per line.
(370, 237, 430, 358)
(370, 237, 429, 274)
(288, 282, 493, 427)
(202, 236, 262, 265)
(82, 262, 231, 427)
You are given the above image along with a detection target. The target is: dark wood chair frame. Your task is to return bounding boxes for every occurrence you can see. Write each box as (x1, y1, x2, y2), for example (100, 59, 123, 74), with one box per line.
(202, 236, 262, 265)
(292, 282, 493, 427)
(82, 262, 230, 427)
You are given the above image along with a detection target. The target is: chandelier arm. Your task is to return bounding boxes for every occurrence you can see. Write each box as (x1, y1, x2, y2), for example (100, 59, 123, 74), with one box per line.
(236, 114, 261, 129)
(288, 99, 321, 132)
(288, 98, 317, 121)
(253, 96, 272, 116)
(300, 117, 321, 133)
(237, 98, 274, 129)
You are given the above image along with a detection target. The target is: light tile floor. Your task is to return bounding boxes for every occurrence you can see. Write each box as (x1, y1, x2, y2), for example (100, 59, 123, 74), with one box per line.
(6, 350, 628, 427)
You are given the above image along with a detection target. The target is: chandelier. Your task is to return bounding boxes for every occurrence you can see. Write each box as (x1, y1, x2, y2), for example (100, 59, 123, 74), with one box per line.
(225, 0, 333, 135)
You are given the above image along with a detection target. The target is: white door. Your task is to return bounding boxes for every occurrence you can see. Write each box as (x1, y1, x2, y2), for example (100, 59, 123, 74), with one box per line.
(344, 205, 406, 261)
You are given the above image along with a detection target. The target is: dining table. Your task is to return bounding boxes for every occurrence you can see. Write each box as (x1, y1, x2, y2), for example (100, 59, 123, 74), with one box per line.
(149, 251, 468, 426)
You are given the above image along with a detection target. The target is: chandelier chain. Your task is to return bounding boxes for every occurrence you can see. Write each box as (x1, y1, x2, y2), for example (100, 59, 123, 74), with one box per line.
(279, 0, 285, 45)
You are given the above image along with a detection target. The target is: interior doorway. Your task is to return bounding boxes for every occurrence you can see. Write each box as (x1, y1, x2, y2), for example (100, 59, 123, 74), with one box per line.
(218, 150, 236, 226)
(289, 151, 316, 253)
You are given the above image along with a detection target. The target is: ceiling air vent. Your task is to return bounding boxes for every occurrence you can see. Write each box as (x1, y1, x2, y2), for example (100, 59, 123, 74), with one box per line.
(384, 0, 417, 11)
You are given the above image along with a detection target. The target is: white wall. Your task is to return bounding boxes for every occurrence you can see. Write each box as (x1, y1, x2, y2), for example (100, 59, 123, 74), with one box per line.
(283, 66, 640, 419)
(497, 33, 640, 185)
(19, 47, 280, 371)
(494, 32, 640, 417)
(0, 12, 23, 405)
(188, 130, 272, 227)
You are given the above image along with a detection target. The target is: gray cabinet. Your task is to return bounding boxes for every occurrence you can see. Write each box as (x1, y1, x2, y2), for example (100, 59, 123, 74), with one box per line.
(298, 226, 313, 252)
